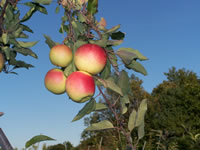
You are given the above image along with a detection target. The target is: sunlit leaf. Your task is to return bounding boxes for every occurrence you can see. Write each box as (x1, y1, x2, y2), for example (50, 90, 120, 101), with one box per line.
(135, 99, 147, 127)
(2, 32, 9, 44)
(107, 40, 123, 46)
(87, 0, 98, 15)
(85, 120, 114, 131)
(72, 99, 96, 122)
(105, 25, 120, 34)
(17, 41, 38, 48)
(95, 103, 107, 111)
(138, 121, 145, 139)
(128, 109, 137, 132)
(25, 135, 55, 148)
(43, 34, 56, 49)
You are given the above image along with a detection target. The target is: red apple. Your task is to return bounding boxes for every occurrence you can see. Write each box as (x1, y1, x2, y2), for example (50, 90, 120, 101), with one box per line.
(49, 44, 72, 67)
(66, 71, 95, 103)
(74, 44, 107, 74)
(44, 68, 66, 94)
(0, 53, 4, 72)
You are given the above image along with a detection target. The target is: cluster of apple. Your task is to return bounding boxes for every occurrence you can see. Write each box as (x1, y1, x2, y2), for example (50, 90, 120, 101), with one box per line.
(44, 43, 107, 103)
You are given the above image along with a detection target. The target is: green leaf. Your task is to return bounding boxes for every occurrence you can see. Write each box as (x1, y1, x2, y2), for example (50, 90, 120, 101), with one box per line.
(128, 108, 137, 132)
(95, 103, 107, 111)
(17, 41, 38, 48)
(21, 7, 36, 22)
(111, 31, 125, 40)
(117, 70, 130, 95)
(25, 135, 55, 148)
(2, 46, 10, 60)
(13, 47, 37, 58)
(117, 48, 148, 63)
(33, 0, 53, 5)
(72, 99, 96, 122)
(85, 120, 114, 131)
(126, 60, 147, 76)
(43, 34, 56, 49)
(99, 77, 123, 96)
(135, 99, 147, 127)
(107, 40, 123, 46)
(2, 32, 9, 44)
(20, 24, 33, 33)
(74, 40, 88, 51)
(105, 25, 120, 34)
(55, 6, 60, 14)
(9, 59, 34, 69)
(120, 95, 130, 114)
(100, 61, 111, 79)
(138, 121, 145, 139)
(78, 13, 86, 22)
(64, 63, 73, 77)
(89, 39, 108, 48)
(72, 21, 85, 34)
(87, 0, 98, 15)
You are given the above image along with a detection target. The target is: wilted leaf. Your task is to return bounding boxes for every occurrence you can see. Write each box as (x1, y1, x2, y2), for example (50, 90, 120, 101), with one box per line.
(85, 120, 114, 131)
(43, 34, 56, 49)
(117, 70, 130, 95)
(17, 41, 38, 48)
(33, 0, 53, 5)
(95, 103, 107, 111)
(87, 0, 98, 15)
(98, 17, 107, 28)
(111, 31, 125, 40)
(25, 135, 55, 148)
(135, 99, 147, 127)
(72, 99, 96, 122)
(126, 60, 147, 76)
(128, 108, 137, 132)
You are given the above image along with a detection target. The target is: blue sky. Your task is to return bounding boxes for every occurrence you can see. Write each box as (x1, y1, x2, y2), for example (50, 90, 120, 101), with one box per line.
(1, 0, 200, 149)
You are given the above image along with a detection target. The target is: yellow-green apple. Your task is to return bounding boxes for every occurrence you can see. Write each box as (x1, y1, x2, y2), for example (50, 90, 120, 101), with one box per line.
(49, 44, 72, 67)
(74, 44, 107, 74)
(44, 68, 66, 94)
(0, 53, 4, 72)
(66, 71, 95, 103)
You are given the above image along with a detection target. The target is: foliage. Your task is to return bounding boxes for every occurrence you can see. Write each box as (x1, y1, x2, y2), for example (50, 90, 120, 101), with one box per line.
(0, 0, 49, 74)
(144, 67, 200, 149)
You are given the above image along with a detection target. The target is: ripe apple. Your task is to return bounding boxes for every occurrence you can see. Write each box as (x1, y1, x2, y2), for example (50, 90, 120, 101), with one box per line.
(49, 44, 72, 67)
(74, 44, 107, 75)
(66, 71, 95, 103)
(0, 53, 4, 72)
(44, 68, 66, 94)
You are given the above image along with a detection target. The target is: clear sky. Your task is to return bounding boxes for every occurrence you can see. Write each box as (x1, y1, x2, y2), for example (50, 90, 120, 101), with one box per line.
(1, 0, 200, 149)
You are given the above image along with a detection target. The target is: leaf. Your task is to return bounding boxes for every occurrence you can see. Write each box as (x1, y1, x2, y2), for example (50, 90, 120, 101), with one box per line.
(117, 48, 148, 62)
(98, 17, 107, 28)
(64, 63, 73, 77)
(111, 31, 125, 40)
(21, 7, 36, 22)
(105, 25, 120, 34)
(135, 99, 147, 127)
(9, 59, 34, 69)
(17, 41, 38, 48)
(95, 103, 107, 111)
(117, 70, 130, 95)
(25, 135, 55, 148)
(2, 32, 9, 44)
(2, 46, 10, 60)
(107, 40, 123, 46)
(85, 120, 114, 131)
(99, 77, 123, 96)
(43, 34, 56, 49)
(87, 0, 98, 15)
(72, 99, 96, 122)
(120, 95, 130, 114)
(138, 121, 145, 139)
(126, 60, 147, 76)
(78, 13, 86, 22)
(33, 0, 53, 5)
(128, 109, 137, 132)
(20, 24, 33, 33)
(100, 61, 111, 79)
(55, 6, 60, 14)
(13, 47, 38, 58)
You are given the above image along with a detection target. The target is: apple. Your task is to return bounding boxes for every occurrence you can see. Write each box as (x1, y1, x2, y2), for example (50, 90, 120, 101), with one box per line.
(44, 68, 66, 94)
(49, 44, 72, 67)
(66, 71, 95, 103)
(74, 44, 107, 75)
(0, 53, 4, 72)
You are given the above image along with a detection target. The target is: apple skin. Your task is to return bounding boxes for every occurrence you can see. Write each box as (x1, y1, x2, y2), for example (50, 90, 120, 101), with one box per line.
(66, 71, 95, 103)
(44, 68, 66, 94)
(49, 44, 72, 67)
(74, 44, 107, 75)
(0, 53, 4, 72)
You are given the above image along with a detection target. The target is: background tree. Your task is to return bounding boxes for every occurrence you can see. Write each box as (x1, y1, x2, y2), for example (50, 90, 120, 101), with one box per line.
(145, 67, 200, 150)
